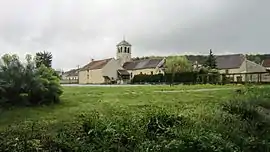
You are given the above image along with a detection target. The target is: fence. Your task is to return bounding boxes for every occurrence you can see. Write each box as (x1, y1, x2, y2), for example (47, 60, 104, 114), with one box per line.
(221, 72, 270, 84)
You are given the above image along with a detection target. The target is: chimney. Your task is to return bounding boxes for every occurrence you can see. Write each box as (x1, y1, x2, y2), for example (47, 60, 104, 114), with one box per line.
(91, 59, 94, 62)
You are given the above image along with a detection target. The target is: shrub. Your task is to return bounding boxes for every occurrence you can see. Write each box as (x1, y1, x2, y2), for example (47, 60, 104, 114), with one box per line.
(0, 54, 63, 107)
(220, 87, 270, 151)
(131, 72, 198, 84)
(131, 71, 223, 84)
(145, 113, 190, 139)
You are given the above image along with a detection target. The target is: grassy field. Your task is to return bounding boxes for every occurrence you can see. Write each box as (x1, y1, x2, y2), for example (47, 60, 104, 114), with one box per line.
(0, 84, 242, 130)
(2, 84, 270, 151)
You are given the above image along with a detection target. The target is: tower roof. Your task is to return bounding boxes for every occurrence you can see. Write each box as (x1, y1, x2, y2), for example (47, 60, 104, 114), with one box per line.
(117, 40, 131, 46)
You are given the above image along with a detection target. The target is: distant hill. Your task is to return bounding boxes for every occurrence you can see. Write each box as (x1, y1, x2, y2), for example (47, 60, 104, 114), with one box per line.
(133, 54, 270, 65)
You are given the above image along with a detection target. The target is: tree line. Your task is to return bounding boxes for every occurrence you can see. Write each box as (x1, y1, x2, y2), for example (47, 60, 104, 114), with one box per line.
(133, 53, 270, 65)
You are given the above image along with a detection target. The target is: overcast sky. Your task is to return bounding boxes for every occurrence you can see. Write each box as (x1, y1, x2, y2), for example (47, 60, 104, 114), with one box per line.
(0, 0, 269, 70)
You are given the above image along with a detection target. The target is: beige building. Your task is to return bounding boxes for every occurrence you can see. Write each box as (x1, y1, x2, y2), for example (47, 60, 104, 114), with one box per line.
(78, 39, 165, 84)
(216, 54, 267, 82)
(79, 58, 122, 84)
(123, 58, 165, 78)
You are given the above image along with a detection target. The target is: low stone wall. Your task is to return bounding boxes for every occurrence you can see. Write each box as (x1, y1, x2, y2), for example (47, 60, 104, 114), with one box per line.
(60, 79, 79, 84)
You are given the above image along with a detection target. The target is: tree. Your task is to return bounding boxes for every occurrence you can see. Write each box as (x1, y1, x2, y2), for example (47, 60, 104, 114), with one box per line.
(165, 56, 192, 85)
(35, 51, 53, 68)
(0, 53, 63, 107)
(254, 56, 261, 64)
(204, 49, 217, 69)
(35, 51, 62, 79)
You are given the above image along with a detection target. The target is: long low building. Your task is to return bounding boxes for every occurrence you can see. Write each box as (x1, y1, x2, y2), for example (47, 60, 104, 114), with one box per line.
(216, 54, 267, 82)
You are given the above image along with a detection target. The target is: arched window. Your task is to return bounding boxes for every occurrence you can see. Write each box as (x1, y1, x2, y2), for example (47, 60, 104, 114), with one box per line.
(127, 47, 130, 53)
(124, 47, 127, 53)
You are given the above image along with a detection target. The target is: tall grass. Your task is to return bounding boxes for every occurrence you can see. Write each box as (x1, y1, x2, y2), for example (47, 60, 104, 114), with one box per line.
(0, 86, 270, 151)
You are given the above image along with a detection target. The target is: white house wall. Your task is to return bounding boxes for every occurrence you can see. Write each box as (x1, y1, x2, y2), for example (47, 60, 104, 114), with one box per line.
(240, 60, 266, 73)
(102, 59, 122, 80)
(79, 70, 88, 84)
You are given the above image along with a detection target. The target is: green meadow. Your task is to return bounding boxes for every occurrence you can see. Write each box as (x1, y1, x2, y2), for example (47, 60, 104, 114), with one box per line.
(1, 84, 270, 152)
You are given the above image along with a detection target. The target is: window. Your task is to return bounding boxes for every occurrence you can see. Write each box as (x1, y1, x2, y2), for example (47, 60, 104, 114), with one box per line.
(87, 74, 89, 79)
(127, 47, 130, 53)
(140, 72, 143, 75)
(151, 71, 153, 75)
(225, 69, 229, 74)
(124, 47, 127, 53)
(237, 76, 242, 82)
(130, 72, 133, 78)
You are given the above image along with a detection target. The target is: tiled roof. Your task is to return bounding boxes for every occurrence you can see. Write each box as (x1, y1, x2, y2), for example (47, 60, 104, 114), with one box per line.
(81, 58, 112, 71)
(64, 69, 79, 77)
(216, 54, 245, 69)
(117, 40, 131, 46)
(123, 58, 164, 70)
(117, 69, 130, 75)
(262, 59, 270, 67)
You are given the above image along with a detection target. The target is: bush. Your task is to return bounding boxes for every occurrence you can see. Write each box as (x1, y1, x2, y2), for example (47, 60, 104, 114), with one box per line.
(131, 72, 198, 84)
(0, 54, 63, 107)
(131, 71, 223, 85)
(220, 87, 270, 151)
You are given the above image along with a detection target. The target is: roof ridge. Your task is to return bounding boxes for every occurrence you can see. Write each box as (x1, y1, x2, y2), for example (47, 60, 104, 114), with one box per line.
(216, 53, 243, 56)
(92, 58, 113, 62)
(80, 58, 113, 71)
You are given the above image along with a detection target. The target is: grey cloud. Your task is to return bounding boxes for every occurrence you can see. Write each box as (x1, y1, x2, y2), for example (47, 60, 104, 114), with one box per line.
(0, 0, 269, 70)
(131, 1, 270, 54)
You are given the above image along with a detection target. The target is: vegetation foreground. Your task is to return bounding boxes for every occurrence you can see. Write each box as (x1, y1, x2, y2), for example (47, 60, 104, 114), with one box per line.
(1, 85, 270, 151)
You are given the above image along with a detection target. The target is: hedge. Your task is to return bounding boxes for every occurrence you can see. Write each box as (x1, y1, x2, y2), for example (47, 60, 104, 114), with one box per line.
(131, 72, 223, 84)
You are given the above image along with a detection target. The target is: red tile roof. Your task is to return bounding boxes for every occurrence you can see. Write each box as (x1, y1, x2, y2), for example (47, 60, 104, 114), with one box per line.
(262, 59, 270, 67)
(81, 58, 113, 71)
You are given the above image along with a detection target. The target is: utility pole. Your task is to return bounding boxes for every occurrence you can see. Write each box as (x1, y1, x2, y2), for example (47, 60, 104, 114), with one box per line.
(245, 54, 248, 83)
(76, 65, 80, 83)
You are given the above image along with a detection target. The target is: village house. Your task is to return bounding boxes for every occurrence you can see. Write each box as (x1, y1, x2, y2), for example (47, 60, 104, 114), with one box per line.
(61, 68, 80, 84)
(78, 39, 166, 84)
(262, 59, 270, 71)
(123, 58, 165, 78)
(216, 54, 266, 82)
(78, 58, 121, 84)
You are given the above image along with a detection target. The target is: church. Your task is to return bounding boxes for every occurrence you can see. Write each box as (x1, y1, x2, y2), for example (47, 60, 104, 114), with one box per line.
(78, 39, 166, 84)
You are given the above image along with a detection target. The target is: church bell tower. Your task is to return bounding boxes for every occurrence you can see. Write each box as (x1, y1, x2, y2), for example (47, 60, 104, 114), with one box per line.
(116, 38, 132, 66)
